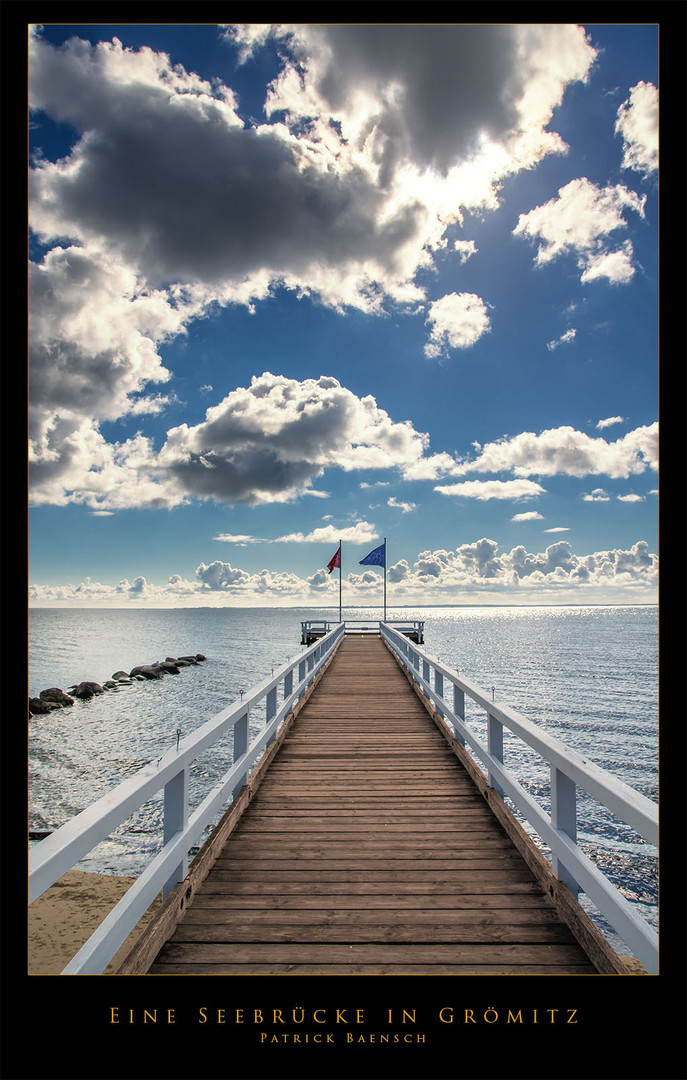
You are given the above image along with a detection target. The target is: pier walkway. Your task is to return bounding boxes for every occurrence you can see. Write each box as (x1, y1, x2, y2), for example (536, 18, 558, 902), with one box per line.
(136, 635, 609, 974)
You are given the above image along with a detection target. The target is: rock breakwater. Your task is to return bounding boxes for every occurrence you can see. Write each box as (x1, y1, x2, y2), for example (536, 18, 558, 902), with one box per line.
(29, 653, 207, 718)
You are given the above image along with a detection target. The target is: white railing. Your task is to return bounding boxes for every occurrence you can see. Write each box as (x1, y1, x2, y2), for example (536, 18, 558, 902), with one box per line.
(28, 623, 345, 975)
(380, 622, 659, 974)
(301, 618, 424, 642)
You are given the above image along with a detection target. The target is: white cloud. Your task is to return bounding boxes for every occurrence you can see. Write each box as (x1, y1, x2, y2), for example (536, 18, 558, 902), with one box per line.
(273, 521, 379, 544)
(547, 328, 576, 351)
(404, 538, 657, 593)
(251, 23, 595, 180)
(29, 372, 431, 510)
(454, 240, 478, 263)
(543, 527, 570, 533)
(445, 423, 658, 479)
(387, 497, 416, 513)
(615, 81, 658, 177)
(513, 177, 646, 283)
(617, 493, 644, 503)
(424, 292, 491, 358)
(212, 534, 265, 545)
(434, 479, 546, 501)
(583, 488, 610, 502)
(579, 241, 635, 285)
(512, 511, 544, 522)
(596, 416, 625, 430)
(29, 23, 597, 329)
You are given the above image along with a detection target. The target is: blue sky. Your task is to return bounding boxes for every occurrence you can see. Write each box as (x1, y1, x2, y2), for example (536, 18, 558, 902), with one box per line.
(28, 21, 660, 606)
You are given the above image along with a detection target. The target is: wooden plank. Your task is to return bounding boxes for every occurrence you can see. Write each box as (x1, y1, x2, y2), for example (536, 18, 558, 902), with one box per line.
(189, 892, 553, 909)
(148, 962, 597, 974)
(150, 941, 595, 966)
(200, 868, 539, 884)
(167, 925, 579, 946)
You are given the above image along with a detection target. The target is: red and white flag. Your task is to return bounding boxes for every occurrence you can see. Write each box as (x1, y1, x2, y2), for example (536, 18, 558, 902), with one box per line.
(327, 546, 341, 573)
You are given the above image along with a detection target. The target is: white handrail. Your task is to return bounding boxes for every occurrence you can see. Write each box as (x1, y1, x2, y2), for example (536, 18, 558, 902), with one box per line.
(380, 622, 659, 974)
(29, 623, 345, 974)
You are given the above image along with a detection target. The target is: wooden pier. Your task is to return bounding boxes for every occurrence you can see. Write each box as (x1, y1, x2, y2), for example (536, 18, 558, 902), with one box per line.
(123, 634, 629, 975)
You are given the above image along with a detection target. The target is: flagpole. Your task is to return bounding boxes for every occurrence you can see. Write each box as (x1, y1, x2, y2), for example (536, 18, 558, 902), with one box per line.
(380, 533, 386, 622)
(339, 539, 342, 623)
(383, 536, 387, 623)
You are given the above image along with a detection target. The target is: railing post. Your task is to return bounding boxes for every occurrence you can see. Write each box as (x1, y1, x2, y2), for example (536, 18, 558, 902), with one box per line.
(284, 668, 293, 700)
(453, 684, 465, 746)
(162, 768, 188, 899)
(422, 659, 430, 686)
(487, 712, 504, 797)
(412, 649, 420, 681)
(435, 670, 444, 717)
(551, 766, 579, 895)
(266, 685, 278, 745)
(231, 711, 249, 798)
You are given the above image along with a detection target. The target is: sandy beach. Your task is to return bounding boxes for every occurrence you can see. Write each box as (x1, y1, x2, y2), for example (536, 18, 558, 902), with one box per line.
(28, 870, 162, 975)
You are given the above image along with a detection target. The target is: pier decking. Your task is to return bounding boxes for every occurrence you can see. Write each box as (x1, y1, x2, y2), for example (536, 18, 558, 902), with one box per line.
(135, 635, 614, 975)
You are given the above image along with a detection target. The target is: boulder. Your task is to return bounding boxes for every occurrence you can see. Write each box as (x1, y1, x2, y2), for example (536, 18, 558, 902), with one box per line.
(196, 654, 206, 661)
(72, 682, 96, 699)
(156, 662, 181, 674)
(29, 697, 61, 715)
(129, 665, 164, 680)
(111, 670, 130, 681)
(39, 687, 74, 707)
(177, 655, 198, 664)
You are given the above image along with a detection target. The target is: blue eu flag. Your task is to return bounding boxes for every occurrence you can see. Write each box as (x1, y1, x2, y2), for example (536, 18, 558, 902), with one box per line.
(359, 542, 386, 567)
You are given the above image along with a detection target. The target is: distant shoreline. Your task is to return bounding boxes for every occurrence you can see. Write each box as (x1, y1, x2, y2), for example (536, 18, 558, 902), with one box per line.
(28, 602, 659, 610)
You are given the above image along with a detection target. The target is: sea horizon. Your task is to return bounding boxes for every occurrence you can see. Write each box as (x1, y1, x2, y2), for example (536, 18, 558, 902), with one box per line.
(28, 600, 658, 610)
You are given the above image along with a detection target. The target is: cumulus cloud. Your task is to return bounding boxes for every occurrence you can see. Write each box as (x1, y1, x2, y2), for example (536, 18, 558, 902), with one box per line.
(583, 488, 610, 502)
(195, 560, 311, 596)
(29, 372, 431, 510)
(404, 538, 657, 593)
(513, 177, 646, 283)
(445, 423, 658, 479)
(28, 535, 658, 607)
(615, 81, 658, 176)
(29, 22, 597, 320)
(512, 511, 544, 522)
(248, 23, 595, 178)
(424, 292, 491, 357)
(157, 372, 429, 506)
(435, 479, 546, 501)
(29, 33, 429, 303)
(596, 416, 625, 430)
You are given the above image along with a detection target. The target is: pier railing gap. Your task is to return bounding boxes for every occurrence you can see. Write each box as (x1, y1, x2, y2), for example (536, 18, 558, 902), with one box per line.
(380, 622, 658, 974)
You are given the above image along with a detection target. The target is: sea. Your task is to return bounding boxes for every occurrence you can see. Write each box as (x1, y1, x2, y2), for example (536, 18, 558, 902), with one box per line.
(28, 604, 658, 958)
